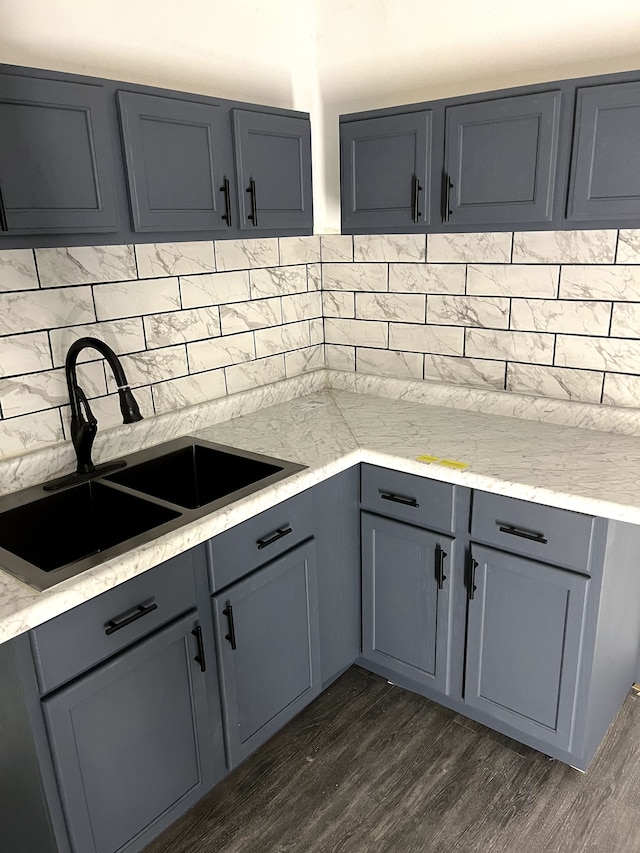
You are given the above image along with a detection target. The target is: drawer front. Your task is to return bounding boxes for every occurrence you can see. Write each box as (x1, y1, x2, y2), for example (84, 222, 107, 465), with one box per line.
(31, 547, 201, 694)
(471, 491, 594, 572)
(361, 465, 456, 532)
(208, 490, 313, 591)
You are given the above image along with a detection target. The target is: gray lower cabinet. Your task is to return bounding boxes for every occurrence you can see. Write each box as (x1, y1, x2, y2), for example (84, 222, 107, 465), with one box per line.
(43, 611, 216, 853)
(212, 539, 320, 767)
(0, 72, 118, 234)
(567, 80, 640, 221)
(232, 109, 313, 231)
(117, 91, 235, 233)
(340, 111, 431, 232)
(361, 512, 453, 695)
(465, 544, 588, 751)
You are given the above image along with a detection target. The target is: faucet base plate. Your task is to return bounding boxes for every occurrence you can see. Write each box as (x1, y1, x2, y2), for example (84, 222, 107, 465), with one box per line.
(43, 459, 127, 492)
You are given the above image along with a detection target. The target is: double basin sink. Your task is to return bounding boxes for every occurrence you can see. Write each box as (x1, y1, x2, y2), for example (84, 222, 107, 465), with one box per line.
(0, 437, 305, 591)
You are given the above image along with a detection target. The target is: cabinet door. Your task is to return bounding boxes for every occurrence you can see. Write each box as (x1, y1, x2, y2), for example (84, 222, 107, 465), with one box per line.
(43, 611, 216, 853)
(567, 81, 640, 221)
(361, 513, 453, 695)
(118, 91, 234, 233)
(232, 109, 312, 231)
(213, 540, 320, 766)
(465, 545, 588, 750)
(444, 91, 561, 226)
(0, 73, 118, 234)
(340, 111, 431, 231)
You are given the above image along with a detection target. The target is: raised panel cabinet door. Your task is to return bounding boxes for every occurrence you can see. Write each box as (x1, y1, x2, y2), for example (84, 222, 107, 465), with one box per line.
(465, 545, 588, 751)
(117, 91, 235, 233)
(213, 540, 320, 766)
(0, 73, 118, 234)
(43, 611, 216, 853)
(232, 109, 313, 231)
(340, 111, 431, 231)
(444, 91, 561, 226)
(567, 81, 640, 221)
(361, 513, 453, 695)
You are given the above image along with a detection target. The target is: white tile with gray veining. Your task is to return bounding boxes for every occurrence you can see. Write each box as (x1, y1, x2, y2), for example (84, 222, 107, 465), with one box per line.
(507, 363, 603, 404)
(354, 234, 426, 263)
(220, 297, 282, 335)
(323, 291, 355, 319)
(602, 373, 640, 409)
(428, 295, 509, 328)
(511, 299, 611, 336)
(254, 321, 311, 357)
(555, 335, 640, 373)
(0, 408, 63, 459)
(559, 265, 640, 301)
(356, 292, 425, 323)
(610, 302, 640, 338)
(180, 271, 251, 308)
(144, 307, 221, 349)
(424, 355, 505, 390)
(188, 332, 256, 372)
(0, 249, 39, 291)
(324, 318, 388, 348)
(389, 263, 466, 294)
(356, 347, 423, 380)
(0, 286, 95, 334)
(467, 264, 559, 297)
(284, 345, 324, 377)
(135, 241, 215, 278)
(49, 318, 146, 367)
(427, 232, 512, 263)
(0, 332, 53, 378)
(513, 230, 617, 264)
(225, 354, 286, 394)
(214, 238, 279, 271)
(310, 318, 324, 346)
(282, 292, 322, 323)
(152, 370, 227, 414)
(106, 346, 189, 391)
(94, 277, 180, 322)
(466, 328, 554, 364)
(36, 245, 137, 287)
(307, 263, 322, 291)
(616, 230, 640, 264)
(320, 235, 353, 262)
(250, 265, 308, 297)
(325, 345, 355, 371)
(278, 236, 321, 265)
(389, 323, 464, 356)
(0, 362, 106, 418)
(322, 262, 387, 292)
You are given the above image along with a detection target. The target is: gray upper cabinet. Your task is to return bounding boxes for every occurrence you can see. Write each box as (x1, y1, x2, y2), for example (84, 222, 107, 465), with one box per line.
(0, 73, 118, 235)
(117, 91, 235, 233)
(444, 91, 562, 226)
(340, 111, 431, 232)
(567, 81, 640, 221)
(232, 109, 313, 232)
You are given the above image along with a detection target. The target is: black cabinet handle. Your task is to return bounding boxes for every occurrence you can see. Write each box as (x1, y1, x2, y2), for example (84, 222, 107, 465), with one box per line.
(223, 602, 237, 650)
(498, 524, 548, 545)
(442, 172, 454, 223)
(256, 526, 292, 550)
(468, 558, 478, 601)
(411, 174, 423, 223)
(0, 181, 8, 232)
(435, 545, 447, 590)
(220, 177, 232, 227)
(380, 492, 419, 508)
(105, 602, 158, 635)
(191, 625, 206, 672)
(246, 179, 258, 226)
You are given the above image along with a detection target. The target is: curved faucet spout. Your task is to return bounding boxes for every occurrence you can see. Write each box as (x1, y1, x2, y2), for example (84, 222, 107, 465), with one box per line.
(65, 337, 143, 475)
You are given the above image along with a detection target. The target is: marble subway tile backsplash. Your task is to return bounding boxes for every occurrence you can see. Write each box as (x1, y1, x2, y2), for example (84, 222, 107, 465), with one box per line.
(0, 236, 323, 457)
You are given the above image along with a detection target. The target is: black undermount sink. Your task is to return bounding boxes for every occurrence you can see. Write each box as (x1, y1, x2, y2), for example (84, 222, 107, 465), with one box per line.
(0, 437, 305, 591)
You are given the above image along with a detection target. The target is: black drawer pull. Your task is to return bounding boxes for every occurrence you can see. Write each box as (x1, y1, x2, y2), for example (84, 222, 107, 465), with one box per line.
(0, 181, 8, 232)
(442, 172, 454, 222)
(256, 526, 292, 550)
(246, 179, 258, 226)
(498, 524, 548, 545)
(105, 602, 158, 635)
(220, 177, 232, 227)
(191, 625, 206, 672)
(435, 545, 447, 590)
(223, 602, 237, 650)
(380, 492, 419, 508)
(411, 174, 423, 223)
(468, 558, 478, 601)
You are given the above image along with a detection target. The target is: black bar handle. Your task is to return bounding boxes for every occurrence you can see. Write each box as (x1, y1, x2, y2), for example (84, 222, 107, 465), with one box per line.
(442, 172, 453, 222)
(220, 177, 232, 227)
(223, 602, 237, 650)
(256, 526, 292, 550)
(380, 492, 419, 508)
(105, 602, 157, 635)
(468, 558, 478, 601)
(411, 174, 423, 223)
(436, 545, 447, 590)
(246, 179, 258, 226)
(0, 181, 8, 232)
(191, 625, 206, 672)
(498, 524, 548, 545)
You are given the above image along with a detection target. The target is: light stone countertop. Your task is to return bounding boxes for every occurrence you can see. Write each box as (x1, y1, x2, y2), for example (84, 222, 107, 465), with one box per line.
(2, 386, 640, 645)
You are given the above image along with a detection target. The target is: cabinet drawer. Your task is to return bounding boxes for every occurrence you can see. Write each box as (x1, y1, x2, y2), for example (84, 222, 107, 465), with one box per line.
(360, 465, 456, 532)
(207, 490, 313, 591)
(471, 491, 594, 572)
(31, 547, 201, 694)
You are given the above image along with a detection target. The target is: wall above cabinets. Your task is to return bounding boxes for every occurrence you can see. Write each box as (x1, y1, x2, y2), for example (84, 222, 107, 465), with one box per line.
(340, 69, 640, 235)
(0, 65, 313, 250)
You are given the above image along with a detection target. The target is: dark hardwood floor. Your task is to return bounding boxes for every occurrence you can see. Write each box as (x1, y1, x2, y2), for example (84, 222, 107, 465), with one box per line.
(144, 667, 640, 853)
